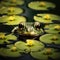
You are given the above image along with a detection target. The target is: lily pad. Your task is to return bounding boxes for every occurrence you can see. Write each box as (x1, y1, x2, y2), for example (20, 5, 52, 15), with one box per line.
(0, 0, 24, 6)
(5, 34, 17, 40)
(30, 48, 60, 60)
(26, 39, 44, 52)
(42, 48, 60, 59)
(34, 14, 60, 23)
(0, 33, 17, 44)
(0, 15, 26, 25)
(28, 1, 55, 11)
(0, 6, 23, 15)
(30, 49, 49, 60)
(15, 41, 30, 53)
(0, 46, 21, 57)
(44, 24, 60, 33)
(40, 34, 60, 44)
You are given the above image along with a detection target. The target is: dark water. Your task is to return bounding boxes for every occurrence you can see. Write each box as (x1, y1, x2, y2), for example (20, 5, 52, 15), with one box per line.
(0, 0, 60, 60)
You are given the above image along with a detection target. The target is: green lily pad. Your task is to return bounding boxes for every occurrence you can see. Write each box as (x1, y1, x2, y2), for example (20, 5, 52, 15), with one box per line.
(0, 46, 21, 57)
(0, 0, 24, 6)
(0, 6, 23, 15)
(0, 33, 17, 44)
(30, 48, 59, 60)
(28, 1, 55, 11)
(15, 41, 30, 53)
(43, 48, 60, 59)
(30, 48, 53, 60)
(40, 34, 60, 44)
(0, 15, 26, 25)
(44, 24, 60, 33)
(26, 39, 44, 52)
(5, 34, 17, 40)
(34, 14, 60, 23)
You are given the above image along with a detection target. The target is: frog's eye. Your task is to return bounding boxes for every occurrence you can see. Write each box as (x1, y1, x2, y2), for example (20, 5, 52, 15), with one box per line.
(18, 22, 24, 28)
(34, 22, 40, 29)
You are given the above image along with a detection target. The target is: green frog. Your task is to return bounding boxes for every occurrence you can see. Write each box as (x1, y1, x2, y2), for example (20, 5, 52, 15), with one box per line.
(11, 22, 44, 40)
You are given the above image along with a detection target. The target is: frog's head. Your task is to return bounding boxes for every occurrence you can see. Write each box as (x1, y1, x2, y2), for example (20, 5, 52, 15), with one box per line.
(18, 22, 43, 38)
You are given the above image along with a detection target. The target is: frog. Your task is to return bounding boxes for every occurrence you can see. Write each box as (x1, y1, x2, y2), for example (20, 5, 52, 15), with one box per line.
(11, 22, 45, 40)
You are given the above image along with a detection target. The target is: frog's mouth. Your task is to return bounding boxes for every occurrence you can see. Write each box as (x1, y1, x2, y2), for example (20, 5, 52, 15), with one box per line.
(19, 33, 39, 39)
(24, 31, 38, 36)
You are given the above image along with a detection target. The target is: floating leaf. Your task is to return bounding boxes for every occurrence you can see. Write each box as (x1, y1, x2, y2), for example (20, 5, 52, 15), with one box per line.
(0, 15, 26, 25)
(26, 39, 44, 52)
(40, 34, 60, 44)
(0, 6, 23, 15)
(44, 24, 60, 33)
(34, 14, 60, 23)
(0, 33, 17, 44)
(0, 46, 21, 57)
(28, 1, 55, 11)
(0, 0, 24, 6)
